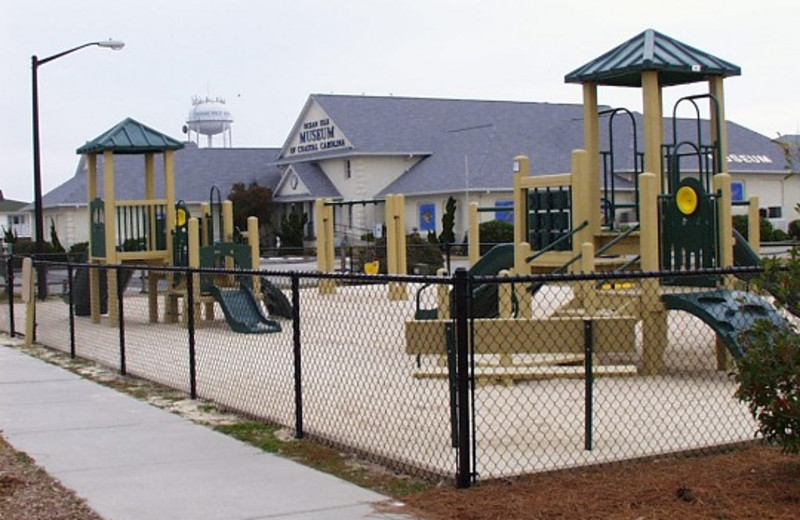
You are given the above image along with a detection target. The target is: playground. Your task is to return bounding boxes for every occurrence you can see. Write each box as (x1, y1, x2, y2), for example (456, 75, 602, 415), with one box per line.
(8, 29, 797, 483)
(13, 272, 764, 480)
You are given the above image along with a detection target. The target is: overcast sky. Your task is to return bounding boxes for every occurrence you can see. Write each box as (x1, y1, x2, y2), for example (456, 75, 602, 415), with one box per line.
(2, 0, 798, 202)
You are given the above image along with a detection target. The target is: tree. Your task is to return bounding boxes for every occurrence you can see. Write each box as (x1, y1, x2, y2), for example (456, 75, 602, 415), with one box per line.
(278, 211, 308, 255)
(49, 218, 65, 253)
(2, 226, 17, 244)
(439, 196, 457, 244)
(227, 182, 275, 235)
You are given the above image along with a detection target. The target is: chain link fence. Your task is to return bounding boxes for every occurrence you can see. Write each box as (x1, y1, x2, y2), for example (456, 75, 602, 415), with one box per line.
(2, 255, 790, 487)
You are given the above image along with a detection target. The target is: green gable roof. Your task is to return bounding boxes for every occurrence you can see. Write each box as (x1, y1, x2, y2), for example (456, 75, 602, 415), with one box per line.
(565, 29, 741, 87)
(76, 117, 184, 155)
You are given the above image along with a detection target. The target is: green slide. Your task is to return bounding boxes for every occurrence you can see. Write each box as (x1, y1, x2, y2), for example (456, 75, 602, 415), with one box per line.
(208, 284, 282, 334)
(661, 289, 790, 359)
(415, 243, 516, 320)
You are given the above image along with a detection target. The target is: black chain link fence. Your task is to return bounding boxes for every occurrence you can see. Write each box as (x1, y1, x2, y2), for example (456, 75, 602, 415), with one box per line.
(2, 255, 791, 487)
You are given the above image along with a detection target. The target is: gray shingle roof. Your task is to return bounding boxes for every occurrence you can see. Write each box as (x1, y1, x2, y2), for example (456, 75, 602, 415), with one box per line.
(76, 117, 185, 155)
(273, 162, 340, 203)
(43, 145, 281, 208)
(565, 29, 741, 87)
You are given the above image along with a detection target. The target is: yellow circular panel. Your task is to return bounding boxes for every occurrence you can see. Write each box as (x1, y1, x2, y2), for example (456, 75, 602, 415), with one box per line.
(676, 185, 699, 215)
(176, 208, 187, 227)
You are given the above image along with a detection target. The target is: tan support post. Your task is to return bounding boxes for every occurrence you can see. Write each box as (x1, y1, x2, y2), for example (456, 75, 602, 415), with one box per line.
(512, 156, 529, 257)
(709, 77, 729, 164)
(222, 200, 234, 243)
(748, 196, 760, 254)
(102, 151, 119, 327)
(223, 200, 235, 272)
(315, 199, 335, 295)
(579, 242, 597, 314)
(498, 269, 513, 319)
(570, 150, 592, 273)
(164, 150, 176, 266)
(248, 216, 260, 295)
(90, 268, 101, 324)
(387, 194, 407, 300)
(468, 201, 480, 267)
(436, 267, 450, 319)
(583, 82, 600, 235)
(187, 217, 201, 326)
(642, 71, 663, 190)
(639, 172, 667, 375)
(145, 153, 156, 252)
(714, 173, 734, 271)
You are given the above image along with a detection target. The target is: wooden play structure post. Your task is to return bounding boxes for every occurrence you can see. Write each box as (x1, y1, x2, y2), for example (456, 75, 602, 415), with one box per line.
(512, 156, 533, 318)
(248, 216, 261, 295)
(315, 199, 336, 294)
(639, 172, 668, 375)
(386, 194, 408, 300)
(468, 201, 480, 266)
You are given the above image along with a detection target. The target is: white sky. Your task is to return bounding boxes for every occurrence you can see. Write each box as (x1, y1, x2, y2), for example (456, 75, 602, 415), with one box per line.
(2, 0, 799, 202)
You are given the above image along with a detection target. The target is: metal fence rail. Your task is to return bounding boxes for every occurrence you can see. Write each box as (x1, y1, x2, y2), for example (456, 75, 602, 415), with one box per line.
(2, 255, 787, 488)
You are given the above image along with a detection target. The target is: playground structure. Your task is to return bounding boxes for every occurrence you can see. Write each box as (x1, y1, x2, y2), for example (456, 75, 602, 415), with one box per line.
(315, 194, 408, 300)
(406, 29, 785, 379)
(51, 118, 281, 335)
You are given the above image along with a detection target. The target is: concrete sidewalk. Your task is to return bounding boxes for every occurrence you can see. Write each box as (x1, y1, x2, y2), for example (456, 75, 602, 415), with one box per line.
(0, 339, 418, 520)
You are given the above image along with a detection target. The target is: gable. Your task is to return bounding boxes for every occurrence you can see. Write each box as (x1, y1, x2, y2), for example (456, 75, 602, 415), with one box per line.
(280, 99, 353, 160)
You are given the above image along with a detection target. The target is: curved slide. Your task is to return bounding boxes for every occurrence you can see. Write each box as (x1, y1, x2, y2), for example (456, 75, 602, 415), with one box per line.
(661, 289, 790, 359)
(208, 284, 282, 334)
(415, 243, 517, 320)
(259, 277, 293, 319)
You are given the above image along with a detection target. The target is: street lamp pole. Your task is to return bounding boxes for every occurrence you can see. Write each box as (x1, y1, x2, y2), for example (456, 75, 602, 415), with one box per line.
(31, 39, 124, 299)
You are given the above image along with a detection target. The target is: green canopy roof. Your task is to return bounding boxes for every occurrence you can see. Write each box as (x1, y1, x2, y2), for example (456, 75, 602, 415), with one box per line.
(76, 117, 184, 155)
(565, 29, 741, 87)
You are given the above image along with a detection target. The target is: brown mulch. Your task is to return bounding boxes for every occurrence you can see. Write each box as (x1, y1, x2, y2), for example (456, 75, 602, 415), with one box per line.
(0, 435, 103, 520)
(395, 444, 800, 519)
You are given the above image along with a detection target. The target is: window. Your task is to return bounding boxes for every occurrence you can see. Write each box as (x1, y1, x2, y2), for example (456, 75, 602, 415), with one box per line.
(345, 160, 352, 179)
(767, 206, 782, 218)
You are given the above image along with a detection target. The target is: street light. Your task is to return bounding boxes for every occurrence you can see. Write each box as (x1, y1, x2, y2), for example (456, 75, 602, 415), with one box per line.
(31, 39, 124, 299)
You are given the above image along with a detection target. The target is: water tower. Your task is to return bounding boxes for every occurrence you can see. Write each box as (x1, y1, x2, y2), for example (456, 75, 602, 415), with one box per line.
(184, 96, 233, 147)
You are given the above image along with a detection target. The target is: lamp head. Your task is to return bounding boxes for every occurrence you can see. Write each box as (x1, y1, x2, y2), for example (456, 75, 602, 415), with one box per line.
(98, 39, 125, 51)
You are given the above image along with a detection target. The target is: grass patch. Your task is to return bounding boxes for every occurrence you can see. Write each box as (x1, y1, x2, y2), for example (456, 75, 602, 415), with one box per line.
(215, 421, 430, 497)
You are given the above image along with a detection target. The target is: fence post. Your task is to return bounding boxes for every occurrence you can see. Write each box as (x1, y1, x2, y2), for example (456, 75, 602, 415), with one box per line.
(453, 268, 472, 488)
(292, 273, 304, 439)
(116, 266, 126, 375)
(584, 318, 594, 451)
(67, 262, 75, 358)
(186, 267, 197, 399)
(7, 255, 15, 337)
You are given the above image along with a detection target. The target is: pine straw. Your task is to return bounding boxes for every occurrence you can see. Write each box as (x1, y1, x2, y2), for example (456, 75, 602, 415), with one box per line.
(392, 444, 800, 520)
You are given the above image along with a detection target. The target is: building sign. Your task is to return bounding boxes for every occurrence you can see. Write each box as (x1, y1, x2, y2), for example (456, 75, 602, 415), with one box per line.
(731, 181, 745, 202)
(288, 117, 348, 156)
(419, 203, 436, 232)
(495, 200, 514, 223)
(726, 154, 772, 164)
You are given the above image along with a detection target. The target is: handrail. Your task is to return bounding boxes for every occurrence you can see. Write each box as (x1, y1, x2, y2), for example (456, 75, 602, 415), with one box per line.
(525, 220, 588, 263)
(595, 223, 640, 257)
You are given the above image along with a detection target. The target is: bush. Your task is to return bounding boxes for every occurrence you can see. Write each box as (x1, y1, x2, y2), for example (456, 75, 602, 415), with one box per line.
(787, 220, 800, 241)
(407, 234, 444, 273)
(735, 321, 800, 453)
(735, 246, 800, 453)
(732, 214, 780, 242)
(478, 220, 514, 255)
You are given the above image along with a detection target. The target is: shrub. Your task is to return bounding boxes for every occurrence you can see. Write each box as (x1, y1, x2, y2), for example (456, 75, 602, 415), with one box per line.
(732, 214, 779, 241)
(407, 233, 444, 273)
(735, 321, 800, 453)
(735, 246, 800, 453)
(787, 220, 800, 241)
(478, 220, 514, 255)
